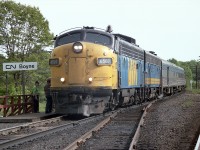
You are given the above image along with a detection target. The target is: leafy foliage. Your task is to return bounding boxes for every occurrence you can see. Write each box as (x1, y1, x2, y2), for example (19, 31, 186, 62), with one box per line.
(0, 0, 54, 58)
(0, 54, 7, 94)
(0, 0, 54, 96)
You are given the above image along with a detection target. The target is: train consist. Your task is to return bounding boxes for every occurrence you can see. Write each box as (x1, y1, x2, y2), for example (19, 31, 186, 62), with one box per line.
(49, 26, 186, 116)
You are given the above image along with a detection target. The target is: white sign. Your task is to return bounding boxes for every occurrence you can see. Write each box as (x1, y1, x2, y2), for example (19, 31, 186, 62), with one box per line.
(3, 62, 38, 71)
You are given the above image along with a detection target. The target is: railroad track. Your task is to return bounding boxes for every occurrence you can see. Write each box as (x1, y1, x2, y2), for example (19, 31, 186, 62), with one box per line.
(0, 115, 66, 136)
(64, 102, 154, 150)
(0, 102, 155, 150)
(0, 115, 71, 149)
(0, 114, 105, 149)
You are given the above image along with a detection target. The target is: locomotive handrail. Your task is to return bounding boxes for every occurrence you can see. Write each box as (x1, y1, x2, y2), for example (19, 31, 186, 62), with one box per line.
(58, 26, 107, 36)
(58, 27, 82, 35)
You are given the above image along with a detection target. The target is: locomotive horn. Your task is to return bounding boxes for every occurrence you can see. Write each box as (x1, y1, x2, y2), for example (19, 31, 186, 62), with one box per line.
(106, 25, 113, 33)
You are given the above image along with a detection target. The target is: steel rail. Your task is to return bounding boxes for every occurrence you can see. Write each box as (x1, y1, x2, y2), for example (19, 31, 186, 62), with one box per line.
(0, 114, 104, 149)
(63, 111, 119, 150)
(0, 115, 65, 135)
(129, 100, 157, 150)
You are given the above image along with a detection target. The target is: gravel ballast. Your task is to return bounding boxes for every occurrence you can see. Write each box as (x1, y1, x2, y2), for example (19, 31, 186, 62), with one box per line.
(137, 92, 200, 150)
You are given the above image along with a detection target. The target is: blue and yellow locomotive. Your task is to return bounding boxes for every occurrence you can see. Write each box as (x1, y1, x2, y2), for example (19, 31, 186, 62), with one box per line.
(49, 26, 185, 116)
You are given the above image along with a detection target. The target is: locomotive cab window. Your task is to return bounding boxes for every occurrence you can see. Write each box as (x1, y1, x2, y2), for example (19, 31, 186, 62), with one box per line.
(56, 32, 81, 47)
(85, 32, 112, 46)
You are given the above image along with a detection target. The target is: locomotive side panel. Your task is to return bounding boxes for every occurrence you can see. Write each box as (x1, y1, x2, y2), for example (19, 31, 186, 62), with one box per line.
(145, 52, 162, 87)
(117, 39, 145, 89)
(162, 60, 186, 94)
(119, 56, 139, 88)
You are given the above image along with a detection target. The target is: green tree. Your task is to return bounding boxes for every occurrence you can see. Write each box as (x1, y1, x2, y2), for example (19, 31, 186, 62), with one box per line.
(0, 0, 53, 59)
(25, 51, 51, 98)
(186, 60, 198, 80)
(168, 58, 181, 66)
(179, 61, 193, 88)
(168, 58, 193, 89)
(0, 54, 6, 95)
(0, 0, 54, 95)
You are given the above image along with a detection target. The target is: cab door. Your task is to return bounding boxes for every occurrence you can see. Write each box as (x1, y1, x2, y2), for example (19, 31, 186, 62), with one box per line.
(167, 66, 169, 86)
(118, 44, 128, 88)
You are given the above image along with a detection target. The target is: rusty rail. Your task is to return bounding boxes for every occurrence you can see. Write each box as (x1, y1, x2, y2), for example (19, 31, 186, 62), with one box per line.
(129, 100, 157, 150)
(0, 95, 33, 117)
(63, 111, 118, 150)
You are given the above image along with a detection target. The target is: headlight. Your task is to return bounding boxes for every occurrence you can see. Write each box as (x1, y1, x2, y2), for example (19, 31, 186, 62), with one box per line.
(73, 42, 83, 53)
(97, 58, 112, 65)
(60, 77, 65, 82)
(49, 58, 59, 66)
(89, 77, 93, 82)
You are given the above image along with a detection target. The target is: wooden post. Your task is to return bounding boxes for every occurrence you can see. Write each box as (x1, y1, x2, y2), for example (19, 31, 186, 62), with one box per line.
(22, 70, 26, 113)
(196, 65, 198, 89)
(6, 72, 8, 95)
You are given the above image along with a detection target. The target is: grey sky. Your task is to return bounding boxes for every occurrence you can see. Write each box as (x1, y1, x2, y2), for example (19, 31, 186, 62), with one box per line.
(13, 0, 200, 61)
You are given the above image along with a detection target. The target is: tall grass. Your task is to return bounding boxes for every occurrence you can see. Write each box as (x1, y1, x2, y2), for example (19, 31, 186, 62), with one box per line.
(191, 89, 200, 94)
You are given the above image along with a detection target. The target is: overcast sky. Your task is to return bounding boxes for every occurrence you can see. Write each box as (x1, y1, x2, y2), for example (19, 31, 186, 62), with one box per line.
(13, 0, 200, 61)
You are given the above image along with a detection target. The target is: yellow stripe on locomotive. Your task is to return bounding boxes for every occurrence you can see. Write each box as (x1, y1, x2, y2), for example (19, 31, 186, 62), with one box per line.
(128, 59, 137, 86)
(145, 78, 160, 85)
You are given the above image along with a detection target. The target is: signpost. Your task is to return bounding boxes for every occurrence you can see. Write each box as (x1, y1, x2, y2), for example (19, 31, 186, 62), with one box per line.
(3, 62, 37, 71)
(3, 62, 38, 113)
(190, 80, 193, 90)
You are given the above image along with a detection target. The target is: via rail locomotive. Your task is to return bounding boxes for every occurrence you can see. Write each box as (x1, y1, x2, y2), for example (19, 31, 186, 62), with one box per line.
(49, 26, 186, 116)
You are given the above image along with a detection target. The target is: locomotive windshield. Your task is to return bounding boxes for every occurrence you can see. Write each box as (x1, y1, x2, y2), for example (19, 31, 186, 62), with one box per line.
(55, 29, 113, 48)
(85, 32, 112, 46)
(57, 32, 81, 46)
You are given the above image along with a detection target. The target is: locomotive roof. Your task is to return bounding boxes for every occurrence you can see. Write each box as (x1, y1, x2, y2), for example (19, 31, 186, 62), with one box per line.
(54, 26, 115, 48)
(58, 26, 113, 37)
(114, 34, 136, 44)
(57, 27, 136, 45)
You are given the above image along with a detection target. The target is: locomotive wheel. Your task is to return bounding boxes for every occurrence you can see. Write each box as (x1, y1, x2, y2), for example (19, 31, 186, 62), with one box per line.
(134, 93, 140, 105)
(109, 97, 117, 111)
(129, 96, 134, 105)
